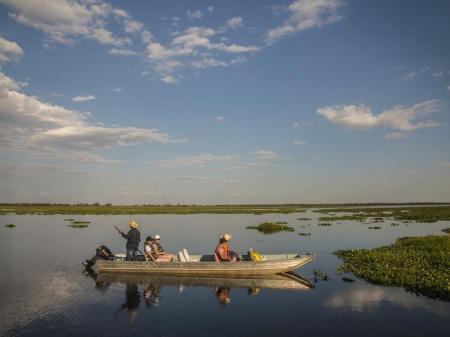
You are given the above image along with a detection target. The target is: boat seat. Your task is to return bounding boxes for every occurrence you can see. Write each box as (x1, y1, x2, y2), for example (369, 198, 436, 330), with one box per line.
(178, 248, 193, 262)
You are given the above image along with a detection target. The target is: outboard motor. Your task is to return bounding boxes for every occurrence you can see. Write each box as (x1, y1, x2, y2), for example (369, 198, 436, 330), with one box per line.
(83, 245, 114, 269)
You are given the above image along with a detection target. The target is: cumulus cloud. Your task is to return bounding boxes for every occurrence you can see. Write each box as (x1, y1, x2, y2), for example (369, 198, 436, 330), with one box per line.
(265, 0, 345, 45)
(207, 6, 214, 13)
(161, 75, 179, 84)
(0, 72, 179, 163)
(316, 100, 442, 134)
(293, 139, 307, 145)
(186, 10, 202, 20)
(1, 0, 152, 49)
(219, 162, 278, 171)
(252, 150, 279, 160)
(72, 95, 96, 102)
(226, 17, 244, 30)
(0, 35, 24, 63)
(216, 116, 225, 122)
(145, 26, 260, 82)
(155, 153, 240, 167)
(108, 48, 138, 56)
(383, 132, 406, 140)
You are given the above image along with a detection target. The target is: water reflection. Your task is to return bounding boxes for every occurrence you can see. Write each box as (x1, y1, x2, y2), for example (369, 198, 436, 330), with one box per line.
(86, 271, 313, 311)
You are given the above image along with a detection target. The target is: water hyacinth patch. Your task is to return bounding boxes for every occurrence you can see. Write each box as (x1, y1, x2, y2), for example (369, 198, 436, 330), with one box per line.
(4, 224, 16, 228)
(246, 222, 295, 234)
(334, 235, 450, 301)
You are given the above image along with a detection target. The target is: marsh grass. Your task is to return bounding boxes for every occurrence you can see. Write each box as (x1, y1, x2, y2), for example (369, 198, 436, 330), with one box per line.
(318, 223, 332, 226)
(391, 223, 400, 226)
(335, 235, 450, 301)
(442, 228, 450, 234)
(4, 224, 16, 228)
(368, 226, 382, 229)
(298, 232, 311, 236)
(315, 206, 450, 223)
(64, 218, 75, 221)
(71, 221, 91, 224)
(246, 222, 295, 234)
(313, 269, 330, 281)
(297, 217, 311, 220)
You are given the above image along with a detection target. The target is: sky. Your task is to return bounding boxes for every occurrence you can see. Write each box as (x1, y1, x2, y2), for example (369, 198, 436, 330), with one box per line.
(0, 0, 449, 204)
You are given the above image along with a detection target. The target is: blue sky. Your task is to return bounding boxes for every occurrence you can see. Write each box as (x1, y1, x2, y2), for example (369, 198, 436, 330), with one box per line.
(0, 0, 449, 204)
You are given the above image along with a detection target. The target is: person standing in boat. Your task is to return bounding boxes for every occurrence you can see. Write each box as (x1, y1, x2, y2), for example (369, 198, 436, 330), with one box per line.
(117, 220, 141, 261)
(215, 233, 240, 262)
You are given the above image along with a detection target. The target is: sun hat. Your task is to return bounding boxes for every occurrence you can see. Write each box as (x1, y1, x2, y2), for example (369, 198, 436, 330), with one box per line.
(154, 234, 161, 240)
(128, 220, 139, 228)
(222, 233, 232, 241)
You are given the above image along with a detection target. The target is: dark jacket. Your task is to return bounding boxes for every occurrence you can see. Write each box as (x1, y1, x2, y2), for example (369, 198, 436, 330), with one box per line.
(122, 228, 141, 250)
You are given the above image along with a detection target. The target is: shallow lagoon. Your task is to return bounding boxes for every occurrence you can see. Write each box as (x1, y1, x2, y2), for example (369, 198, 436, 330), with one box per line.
(1, 210, 449, 337)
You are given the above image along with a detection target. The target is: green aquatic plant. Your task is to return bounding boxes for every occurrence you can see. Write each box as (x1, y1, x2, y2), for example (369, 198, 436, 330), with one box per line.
(334, 235, 450, 301)
(246, 222, 295, 234)
(313, 269, 330, 281)
(319, 215, 367, 222)
(71, 221, 91, 224)
(442, 228, 450, 234)
(275, 221, 288, 224)
(318, 223, 332, 226)
(298, 232, 311, 236)
(297, 217, 311, 220)
(368, 226, 382, 229)
(391, 223, 400, 226)
(4, 224, 16, 228)
(64, 218, 75, 221)
(68, 224, 89, 228)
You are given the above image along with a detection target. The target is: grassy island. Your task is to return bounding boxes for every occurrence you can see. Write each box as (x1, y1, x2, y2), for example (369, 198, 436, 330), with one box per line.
(246, 222, 295, 234)
(334, 235, 450, 301)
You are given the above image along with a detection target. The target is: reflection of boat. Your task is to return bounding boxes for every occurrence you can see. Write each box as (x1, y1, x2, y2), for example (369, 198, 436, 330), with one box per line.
(96, 271, 314, 290)
(96, 254, 313, 276)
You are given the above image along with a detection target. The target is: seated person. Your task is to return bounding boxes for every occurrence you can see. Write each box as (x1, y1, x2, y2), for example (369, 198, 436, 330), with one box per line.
(146, 235, 174, 262)
(215, 233, 240, 262)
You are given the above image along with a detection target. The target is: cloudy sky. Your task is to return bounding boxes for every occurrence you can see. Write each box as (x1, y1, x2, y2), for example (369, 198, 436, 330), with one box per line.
(0, 0, 449, 204)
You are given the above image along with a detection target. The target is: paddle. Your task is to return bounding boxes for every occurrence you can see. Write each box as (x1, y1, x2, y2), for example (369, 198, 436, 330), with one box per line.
(114, 225, 146, 256)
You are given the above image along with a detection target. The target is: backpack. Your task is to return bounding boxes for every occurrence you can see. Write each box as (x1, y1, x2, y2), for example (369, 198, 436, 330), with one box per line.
(248, 249, 263, 262)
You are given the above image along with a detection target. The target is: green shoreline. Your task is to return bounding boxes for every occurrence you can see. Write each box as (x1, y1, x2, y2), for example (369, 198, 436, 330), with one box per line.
(0, 203, 449, 215)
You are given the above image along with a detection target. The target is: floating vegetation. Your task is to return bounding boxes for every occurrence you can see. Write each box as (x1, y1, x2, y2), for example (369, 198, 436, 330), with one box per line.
(318, 223, 332, 226)
(391, 223, 400, 226)
(68, 224, 89, 228)
(275, 221, 288, 224)
(246, 222, 295, 234)
(298, 232, 311, 236)
(442, 228, 450, 234)
(368, 226, 382, 230)
(314, 206, 450, 223)
(341, 277, 355, 283)
(64, 218, 75, 221)
(4, 224, 16, 228)
(335, 235, 450, 301)
(319, 215, 367, 222)
(313, 269, 330, 281)
(297, 217, 311, 221)
(71, 221, 91, 224)
(300, 224, 310, 228)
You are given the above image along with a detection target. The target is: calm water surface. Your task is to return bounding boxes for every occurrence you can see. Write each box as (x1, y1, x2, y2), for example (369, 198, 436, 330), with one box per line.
(1, 211, 449, 337)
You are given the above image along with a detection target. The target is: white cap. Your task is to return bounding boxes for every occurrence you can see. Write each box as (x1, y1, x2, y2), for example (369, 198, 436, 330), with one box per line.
(154, 234, 161, 240)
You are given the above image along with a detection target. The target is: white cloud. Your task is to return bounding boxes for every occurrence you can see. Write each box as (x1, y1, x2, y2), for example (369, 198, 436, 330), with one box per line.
(113, 87, 122, 92)
(230, 56, 247, 64)
(252, 150, 279, 160)
(72, 95, 96, 102)
(191, 57, 228, 68)
(226, 17, 244, 30)
(123, 20, 143, 33)
(108, 48, 138, 56)
(141, 30, 154, 43)
(293, 121, 314, 128)
(398, 71, 418, 81)
(145, 26, 260, 82)
(317, 100, 441, 133)
(186, 10, 203, 20)
(0, 72, 179, 163)
(383, 132, 406, 140)
(155, 153, 240, 167)
(216, 116, 225, 122)
(293, 139, 307, 145)
(265, 0, 345, 45)
(161, 75, 179, 84)
(0, 35, 24, 63)
(207, 6, 214, 13)
(447, 85, 450, 92)
(432, 71, 444, 77)
(219, 162, 278, 171)
(1, 0, 146, 49)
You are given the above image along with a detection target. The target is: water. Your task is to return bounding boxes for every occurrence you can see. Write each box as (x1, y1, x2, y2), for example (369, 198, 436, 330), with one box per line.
(1, 211, 449, 337)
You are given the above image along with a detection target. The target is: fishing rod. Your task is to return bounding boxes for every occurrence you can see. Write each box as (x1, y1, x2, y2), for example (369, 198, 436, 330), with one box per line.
(114, 225, 145, 256)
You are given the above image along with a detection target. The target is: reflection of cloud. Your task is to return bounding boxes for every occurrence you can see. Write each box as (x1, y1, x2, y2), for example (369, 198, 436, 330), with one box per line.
(0, 272, 83, 334)
(323, 285, 450, 318)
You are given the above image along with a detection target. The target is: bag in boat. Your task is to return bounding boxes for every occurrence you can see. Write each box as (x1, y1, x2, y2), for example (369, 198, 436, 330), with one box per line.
(248, 249, 263, 262)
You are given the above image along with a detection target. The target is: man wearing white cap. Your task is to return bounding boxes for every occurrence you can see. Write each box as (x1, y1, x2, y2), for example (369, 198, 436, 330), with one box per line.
(215, 233, 239, 262)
